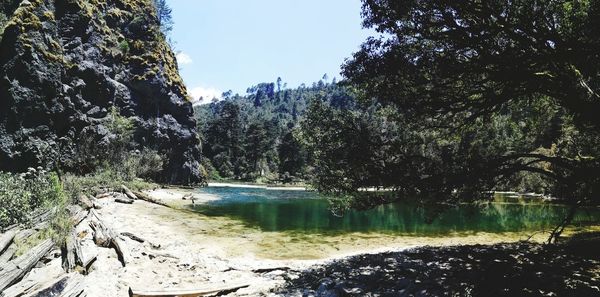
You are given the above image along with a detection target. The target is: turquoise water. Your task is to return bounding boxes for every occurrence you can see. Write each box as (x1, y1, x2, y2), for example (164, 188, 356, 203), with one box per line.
(190, 187, 600, 235)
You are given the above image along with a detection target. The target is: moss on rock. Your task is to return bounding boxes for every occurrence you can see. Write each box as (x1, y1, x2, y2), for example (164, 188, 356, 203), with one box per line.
(0, 0, 205, 185)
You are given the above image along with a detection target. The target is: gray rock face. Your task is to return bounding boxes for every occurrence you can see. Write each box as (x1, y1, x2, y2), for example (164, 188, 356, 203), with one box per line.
(0, 0, 204, 184)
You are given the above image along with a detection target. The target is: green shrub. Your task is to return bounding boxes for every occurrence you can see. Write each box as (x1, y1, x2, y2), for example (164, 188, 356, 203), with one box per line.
(0, 169, 66, 229)
(0, 173, 33, 228)
(46, 174, 71, 245)
(127, 148, 164, 180)
(61, 106, 162, 193)
(118, 40, 130, 53)
(63, 169, 156, 199)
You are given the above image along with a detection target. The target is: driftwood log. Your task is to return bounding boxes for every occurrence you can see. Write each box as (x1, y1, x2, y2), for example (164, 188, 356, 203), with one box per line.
(79, 243, 98, 273)
(252, 266, 292, 273)
(0, 244, 17, 264)
(89, 197, 102, 209)
(3, 273, 86, 297)
(61, 237, 76, 272)
(0, 239, 54, 291)
(120, 232, 145, 243)
(28, 209, 52, 226)
(120, 232, 161, 249)
(115, 197, 134, 204)
(52, 273, 86, 297)
(121, 185, 138, 200)
(96, 193, 112, 199)
(89, 209, 127, 267)
(29, 209, 53, 231)
(67, 205, 88, 227)
(78, 194, 94, 210)
(0, 230, 16, 255)
(62, 230, 87, 272)
(128, 283, 250, 297)
(132, 190, 170, 208)
(0, 229, 38, 264)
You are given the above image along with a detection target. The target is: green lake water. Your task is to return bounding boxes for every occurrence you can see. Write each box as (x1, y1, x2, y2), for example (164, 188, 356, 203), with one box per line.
(190, 187, 600, 235)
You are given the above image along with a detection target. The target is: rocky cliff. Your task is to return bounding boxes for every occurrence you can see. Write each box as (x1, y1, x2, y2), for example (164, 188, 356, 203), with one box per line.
(0, 0, 204, 184)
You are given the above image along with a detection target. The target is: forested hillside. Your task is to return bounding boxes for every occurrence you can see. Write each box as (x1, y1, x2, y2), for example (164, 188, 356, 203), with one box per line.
(194, 78, 356, 183)
(196, 75, 567, 197)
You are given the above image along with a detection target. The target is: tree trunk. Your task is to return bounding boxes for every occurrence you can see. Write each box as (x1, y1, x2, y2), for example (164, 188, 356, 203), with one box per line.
(548, 201, 580, 244)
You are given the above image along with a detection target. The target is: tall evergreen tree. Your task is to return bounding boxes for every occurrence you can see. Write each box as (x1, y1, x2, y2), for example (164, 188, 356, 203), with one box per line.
(153, 0, 174, 35)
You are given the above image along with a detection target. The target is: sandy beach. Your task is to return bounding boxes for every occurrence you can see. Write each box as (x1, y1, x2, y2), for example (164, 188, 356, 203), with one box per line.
(8, 187, 569, 296)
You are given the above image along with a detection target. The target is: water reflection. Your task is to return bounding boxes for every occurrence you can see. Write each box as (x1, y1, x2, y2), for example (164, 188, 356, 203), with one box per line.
(191, 187, 600, 235)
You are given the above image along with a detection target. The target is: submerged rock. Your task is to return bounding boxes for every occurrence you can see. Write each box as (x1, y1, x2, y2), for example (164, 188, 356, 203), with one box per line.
(0, 0, 204, 184)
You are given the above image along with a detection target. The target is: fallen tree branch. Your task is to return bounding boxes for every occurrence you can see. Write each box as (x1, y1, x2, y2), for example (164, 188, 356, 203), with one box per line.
(120, 232, 161, 249)
(128, 283, 250, 297)
(115, 197, 134, 204)
(252, 266, 292, 274)
(120, 232, 145, 243)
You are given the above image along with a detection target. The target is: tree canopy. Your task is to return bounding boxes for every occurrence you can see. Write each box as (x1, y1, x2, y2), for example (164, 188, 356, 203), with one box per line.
(299, 0, 600, 233)
(194, 77, 356, 183)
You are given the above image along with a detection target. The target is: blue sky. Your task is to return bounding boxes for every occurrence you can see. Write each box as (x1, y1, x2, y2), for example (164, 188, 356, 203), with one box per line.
(169, 0, 374, 104)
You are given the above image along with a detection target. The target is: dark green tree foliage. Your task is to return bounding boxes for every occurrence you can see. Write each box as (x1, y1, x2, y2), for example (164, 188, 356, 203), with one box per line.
(203, 102, 246, 178)
(304, 0, 600, 236)
(153, 0, 174, 35)
(196, 79, 356, 182)
(244, 121, 272, 176)
(278, 129, 305, 181)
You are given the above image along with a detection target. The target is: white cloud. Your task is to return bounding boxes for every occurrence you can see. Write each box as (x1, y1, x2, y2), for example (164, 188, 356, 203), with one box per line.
(189, 86, 222, 105)
(176, 52, 193, 65)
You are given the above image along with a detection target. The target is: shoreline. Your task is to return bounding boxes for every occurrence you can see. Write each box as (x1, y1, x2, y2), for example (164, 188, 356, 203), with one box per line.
(207, 182, 307, 191)
(6, 186, 599, 296)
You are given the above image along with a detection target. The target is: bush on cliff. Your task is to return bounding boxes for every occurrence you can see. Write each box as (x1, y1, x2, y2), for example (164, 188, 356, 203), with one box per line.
(0, 12, 7, 37)
(0, 168, 65, 229)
